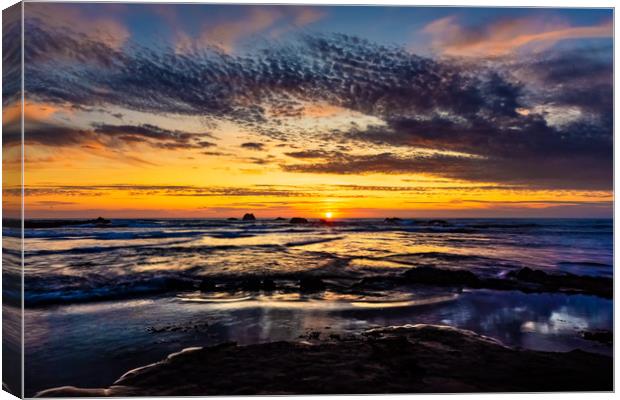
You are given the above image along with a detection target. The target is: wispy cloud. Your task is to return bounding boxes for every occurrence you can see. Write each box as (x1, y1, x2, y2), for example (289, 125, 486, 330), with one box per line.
(28, 3, 130, 50)
(422, 15, 612, 57)
(175, 6, 325, 53)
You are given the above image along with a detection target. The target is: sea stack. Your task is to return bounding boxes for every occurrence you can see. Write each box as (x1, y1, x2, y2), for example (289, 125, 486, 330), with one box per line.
(289, 217, 308, 224)
(94, 217, 111, 226)
(242, 213, 256, 221)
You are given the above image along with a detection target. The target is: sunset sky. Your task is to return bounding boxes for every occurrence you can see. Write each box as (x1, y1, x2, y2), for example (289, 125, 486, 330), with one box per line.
(2, 4, 613, 218)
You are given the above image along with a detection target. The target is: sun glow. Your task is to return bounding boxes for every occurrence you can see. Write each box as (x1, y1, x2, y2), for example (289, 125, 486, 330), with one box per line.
(325, 211, 333, 219)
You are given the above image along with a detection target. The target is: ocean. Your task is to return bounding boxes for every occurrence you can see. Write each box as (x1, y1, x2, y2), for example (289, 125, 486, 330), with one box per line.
(4, 218, 613, 395)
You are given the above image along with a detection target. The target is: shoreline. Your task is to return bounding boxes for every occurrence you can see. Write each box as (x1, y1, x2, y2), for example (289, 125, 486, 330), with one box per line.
(36, 324, 613, 396)
(24, 288, 612, 396)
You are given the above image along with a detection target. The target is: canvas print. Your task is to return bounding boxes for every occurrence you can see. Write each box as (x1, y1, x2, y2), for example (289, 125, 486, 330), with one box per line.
(2, 2, 614, 397)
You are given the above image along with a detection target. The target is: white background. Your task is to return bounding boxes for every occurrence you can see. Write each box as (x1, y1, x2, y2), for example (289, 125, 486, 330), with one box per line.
(0, 0, 616, 399)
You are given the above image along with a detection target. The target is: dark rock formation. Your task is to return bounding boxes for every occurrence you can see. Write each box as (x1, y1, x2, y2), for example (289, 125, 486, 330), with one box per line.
(240, 278, 263, 291)
(262, 278, 276, 291)
(509, 267, 548, 282)
(398, 266, 612, 299)
(36, 325, 612, 396)
(352, 266, 613, 298)
(403, 266, 479, 286)
(275, 217, 286, 221)
(199, 279, 216, 292)
(289, 217, 308, 224)
(506, 267, 612, 298)
(299, 277, 325, 292)
(162, 278, 196, 291)
(236, 277, 277, 292)
(384, 217, 402, 224)
(226, 217, 238, 221)
(581, 330, 613, 344)
(242, 213, 256, 221)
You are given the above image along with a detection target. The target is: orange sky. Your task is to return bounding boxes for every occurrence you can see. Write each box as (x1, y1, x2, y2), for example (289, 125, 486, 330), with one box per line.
(0, 99, 610, 219)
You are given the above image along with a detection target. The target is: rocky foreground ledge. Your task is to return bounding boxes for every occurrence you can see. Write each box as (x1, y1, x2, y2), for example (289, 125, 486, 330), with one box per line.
(36, 325, 612, 397)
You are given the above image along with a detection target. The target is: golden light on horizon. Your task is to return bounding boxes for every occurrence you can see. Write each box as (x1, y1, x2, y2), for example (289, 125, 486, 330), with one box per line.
(325, 211, 333, 219)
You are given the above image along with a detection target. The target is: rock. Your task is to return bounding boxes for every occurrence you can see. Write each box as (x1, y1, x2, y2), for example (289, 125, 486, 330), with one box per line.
(242, 213, 256, 221)
(164, 278, 196, 291)
(403, 266, 479, 286)
(384, 217, 402, 224)
(355, 266, 611, 300)
(94, 217, 111, 225)
(509, 267, 548, 282)
(37, 324, 612, 396)
(582, 330, 612, 344)
(299, 276, 325, 292)
(227, 217, 239, 221)
(199, 279, 216, 292)
(507, 267, 612, 298)
(289, 217, 308, 224)
(240, 277, 262, 291)
(275, 217, 286, 221)
(262, 278, 276, 291)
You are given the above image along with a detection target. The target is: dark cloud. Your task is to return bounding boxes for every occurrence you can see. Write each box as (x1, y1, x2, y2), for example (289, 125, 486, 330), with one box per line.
(20, 122, 92, 147)
(196, 140, 216, 148)
(283, 149, 611, 190)
(283, 151, 471, 176)
(246, 156, 275, 165)
(34, 200, 77, 206)
(18, 17, 612, 190)
(285, 149, 332, 159)
(93, 123, 191, 141)
(240, 142, 266, 150)
(92, 123, 215, 149)
(5, 120, 217, 152)
(516, 46, 613, 116)
(203, 151, 232, 156)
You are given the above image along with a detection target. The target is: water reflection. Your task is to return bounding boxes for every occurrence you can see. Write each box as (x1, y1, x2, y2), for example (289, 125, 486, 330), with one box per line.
(24, 289, 612, 396)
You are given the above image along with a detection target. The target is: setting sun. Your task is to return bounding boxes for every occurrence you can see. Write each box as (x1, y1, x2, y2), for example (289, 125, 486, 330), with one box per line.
(325, 211, 333, 219)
